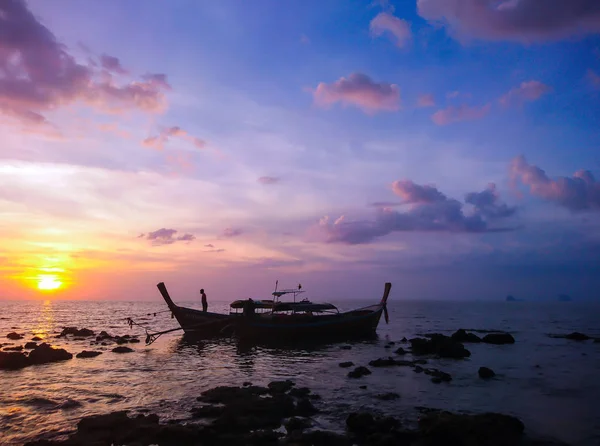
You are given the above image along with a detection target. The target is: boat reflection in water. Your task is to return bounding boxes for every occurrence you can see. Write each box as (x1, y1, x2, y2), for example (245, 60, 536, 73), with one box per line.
(149, 281, 391, 345)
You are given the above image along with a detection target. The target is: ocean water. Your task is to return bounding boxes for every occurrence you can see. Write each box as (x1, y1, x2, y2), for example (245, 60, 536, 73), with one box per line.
(0, 298, 599, 446)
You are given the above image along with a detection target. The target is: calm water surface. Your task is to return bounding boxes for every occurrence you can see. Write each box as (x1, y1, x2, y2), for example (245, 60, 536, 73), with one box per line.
(1, 299, 599, 446)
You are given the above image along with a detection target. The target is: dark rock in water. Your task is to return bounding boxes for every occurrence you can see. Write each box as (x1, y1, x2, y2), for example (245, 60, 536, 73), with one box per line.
(414, 365, 424, 373)
(339, 361, 354, 368)
(451, 329, 482, 343)
(394, 347, 407, 355)
(199, 385, 269, 404)
(400, 337, 408, 343)
(29, 343, 72, 365)
(76, 350, 103, 359)
(128, 338, 141, 343)
(57, 399, 83, 410)
(100, 342, 108, 346)
(565, 332, 591, 341)
(375, 392, 400, 400)
(112, 346, 133, 353)
(268, 379, 295, 393)
(595, 339, 600, 343)
(424, 368, 452, 383)
(289, 387, 311, 398)
(243, 381, 252, 387)
(31, 336, 43, 341)
(191, 404, 224, 418)
(0, 351, 29, 370)
(95, 331, 112, 341)
(479, 366, 496, 379)
(482, 333, 515, 345)
(359, 385, 367, 389)
(340, 345, 352, 350)
(287, 430, 351, 446)
(346, 411, 404, 440)
(369, 357, 399, 367)
(6, 332, 23, 340)
(411, 335, 471, 359)
(115, 337, 129, 345)
(295, 398, 318, 416)
(348, 366, 371, 378)
(418, 411, 525, 446)
(4, 345, 23, 351)
(346, 412, 375, 434)
(24, 342, 38, 349)
(285, 416, 312, 432)
(59, 327, 95, 338)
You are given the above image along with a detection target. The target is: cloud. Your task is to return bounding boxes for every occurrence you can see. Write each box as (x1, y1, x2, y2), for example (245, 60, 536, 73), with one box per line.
(312, 73, 400, 113)
(204, 244, 215, 248)
(222, 228, 243, 237)
(143, 228, 196, 246)
(142, 126, 205, 150)
(316, 180, 516, 245)
(417, 94, 436, 108)
(0, 0, 171, 128)
(100, 54, 127, 75)
(499, 80, 552, 106)
(258, 176, 280, 185)
(431, 104, 490, 125)
(370, 12, 412, 48)
(588, 69, 600, 88)
(417, 0, 600, 43)
(510, 155, 600, 211)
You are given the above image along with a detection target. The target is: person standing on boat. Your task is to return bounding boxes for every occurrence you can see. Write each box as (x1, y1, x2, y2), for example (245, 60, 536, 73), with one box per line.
(200, 288, 208, 312)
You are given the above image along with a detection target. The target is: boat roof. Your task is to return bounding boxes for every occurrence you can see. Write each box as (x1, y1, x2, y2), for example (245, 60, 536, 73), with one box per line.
(230, 299, 274, 309)
(272, 302, 337, 312)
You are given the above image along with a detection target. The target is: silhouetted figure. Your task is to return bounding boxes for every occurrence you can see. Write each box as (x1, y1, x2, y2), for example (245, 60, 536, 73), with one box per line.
(200, 288, 208, 312)
(243, 299, 256, 317)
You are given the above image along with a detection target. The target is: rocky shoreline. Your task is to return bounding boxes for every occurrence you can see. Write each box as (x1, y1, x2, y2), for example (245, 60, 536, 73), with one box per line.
(23, 379, 568, 446)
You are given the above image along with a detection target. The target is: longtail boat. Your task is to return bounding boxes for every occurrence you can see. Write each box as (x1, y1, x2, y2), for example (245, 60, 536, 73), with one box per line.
(231, 283, 391, 341)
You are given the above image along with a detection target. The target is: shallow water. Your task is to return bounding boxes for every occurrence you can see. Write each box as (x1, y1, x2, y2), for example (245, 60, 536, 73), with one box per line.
(1, 299, 599, 445)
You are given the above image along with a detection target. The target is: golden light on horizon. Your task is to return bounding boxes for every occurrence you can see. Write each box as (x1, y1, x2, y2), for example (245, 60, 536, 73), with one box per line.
(37, 274, 63, 291)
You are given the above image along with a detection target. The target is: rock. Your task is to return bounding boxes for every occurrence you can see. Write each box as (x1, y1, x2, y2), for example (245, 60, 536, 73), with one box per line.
(0, 351, 29, 370)
(95, 331, 112, 341)
(340, 345, 352, 350)
(359, 385, 367, 389)
(191, 405, 224, 418)
(595, 339, 600, 343)
(565, 332, 591, 341)
(112, 346, 134, 353)
(284, 417, 312, 432)
(424, 368, 452, 383)
(295, 398, 318, 416)
(128, 338, 141, 343)
(479, 367, 496, 379)
(28, 343, 73, 365)
(268, 380, 295, 393)
(31, 336, 43, 341)
(289, 387, 311, 398)
(418, 411, 525, 446)
(6, 332, 23, 340)
(76, 351, 103, 359)
(375, 392, 400, 400)
(414, 366, 424, 373)
(4, 345, 24, 351)
(339, 361, 354, 368)
(115, 337, 129, 345)
(24, 342, 38, 349)
(400, 337, 408, 342)
(369, 357, 398, 367)
(59, 327, 95, 338)
(451, 329, 482, 343)
(394, 347, 407, 355)
(348, 366, 371, 378)
(57, 399, 83, 410)
(384, 344, 391, 349)
(286, 430, 351, 446)
(346, 412, 374, 434)
(243, 381, 252, 387)
(410, 335, 471, 359)
(482, 333, 515, 345)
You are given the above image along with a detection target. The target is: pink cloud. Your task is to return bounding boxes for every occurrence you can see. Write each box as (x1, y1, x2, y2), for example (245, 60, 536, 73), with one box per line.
(0, 0, 171, 128)
(100, 54, 128, 75)
(258, 176, 280, 185)
(222, 228, 243, 238)
(392, 180, 446, 203)
(417, 0, 600, 43)
(417, 93, 436, 108)
(431, 104, 490, 125)
(588, 69, 600, 88)
(313, 73, 400, 113)
(499, 80, 552, 106)
(510, 155, 600, 211)
(370, 12, 412, 48)
(143, 228, 196, 246)
(142, 126, 206, 150)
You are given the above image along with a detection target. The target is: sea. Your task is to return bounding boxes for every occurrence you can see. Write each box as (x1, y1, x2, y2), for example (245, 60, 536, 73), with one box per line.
(0, 298, 599, 446)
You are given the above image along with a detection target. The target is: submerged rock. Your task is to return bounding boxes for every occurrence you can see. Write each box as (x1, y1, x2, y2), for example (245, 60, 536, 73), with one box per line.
(112, 346, 134, 353)
(375, 392, 400, 400)
(284, 416, 312, 432)
(6, 332, 23, 340)
(339, 361, 354, 368)
(24, 342, 38, 349)
(394, 347, 407, 355)
(59, 327, 95, 338)
(565, 332, 591, 341)
(4, 345, 24, 351)
(424, 368, 452, 383)
(31, 336, 43, 342)
(451, 329, 483, 343)
(410, 335, 471, 359)
(482, 333, 515, 345)
(76, 351, 103, 359)
(268, 380, 295, 393)
(348, 366, 371, 378)
(479, 366, 496, 379)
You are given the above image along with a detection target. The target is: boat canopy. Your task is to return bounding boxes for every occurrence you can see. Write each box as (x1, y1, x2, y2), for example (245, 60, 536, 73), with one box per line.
(230, 299, 274, 309)
(272, 302, 338, 313)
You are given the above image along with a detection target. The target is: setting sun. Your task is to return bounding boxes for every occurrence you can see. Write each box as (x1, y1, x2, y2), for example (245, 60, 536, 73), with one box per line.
(37, 275, 63, 291)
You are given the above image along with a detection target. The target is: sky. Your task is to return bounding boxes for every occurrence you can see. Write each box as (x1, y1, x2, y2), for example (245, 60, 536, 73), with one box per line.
(1, 0, 599, 301)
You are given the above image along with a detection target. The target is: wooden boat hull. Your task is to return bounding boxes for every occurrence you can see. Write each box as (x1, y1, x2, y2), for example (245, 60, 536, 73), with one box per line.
(233, 307, 385, 341)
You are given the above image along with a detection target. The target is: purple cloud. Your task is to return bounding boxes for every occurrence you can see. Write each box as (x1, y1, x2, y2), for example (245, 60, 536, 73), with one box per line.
(313, 73, 400, 113)
(222, 228, 243, 237)
(499, 80, 552, 106)
(431, 104, 490, 125)
(144, 228, 196, 246)
(510, 156, 600, 211)
(417, 93, 436, 108)
(0, 0, 171, 127)
(258, 176, 280, 185)
(316, 181, 516, 245)
(370, 12, 412, 48)
(142, 126, 205, 150)
(417, 0, 600, 43)
(100, 54, 127, 75)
